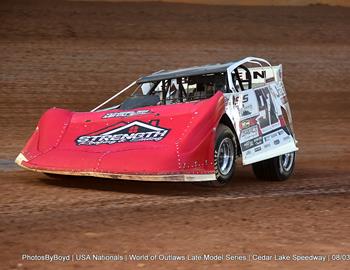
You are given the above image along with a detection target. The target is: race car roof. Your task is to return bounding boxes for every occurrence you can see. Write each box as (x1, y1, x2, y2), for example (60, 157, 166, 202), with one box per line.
(137, 57, 271, 84)
(137, 61, 235, 84)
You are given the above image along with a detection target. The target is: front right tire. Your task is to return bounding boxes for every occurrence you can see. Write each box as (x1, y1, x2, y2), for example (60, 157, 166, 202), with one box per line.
(203, 124, 236, 187)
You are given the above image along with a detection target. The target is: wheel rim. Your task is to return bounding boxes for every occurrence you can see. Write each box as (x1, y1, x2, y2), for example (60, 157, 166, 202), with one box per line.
(279, 152, 294, 173)
(217, 137, 234, 176)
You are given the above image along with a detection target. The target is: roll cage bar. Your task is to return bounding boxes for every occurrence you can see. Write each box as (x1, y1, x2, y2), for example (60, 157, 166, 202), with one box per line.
(91, 57, 273, 112)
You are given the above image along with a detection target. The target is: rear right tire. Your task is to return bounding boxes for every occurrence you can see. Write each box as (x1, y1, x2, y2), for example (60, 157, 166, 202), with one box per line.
(252, 152, 295, 181)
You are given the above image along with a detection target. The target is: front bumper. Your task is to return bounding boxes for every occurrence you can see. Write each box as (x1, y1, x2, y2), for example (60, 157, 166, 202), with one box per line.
(15, 153, 216, 182)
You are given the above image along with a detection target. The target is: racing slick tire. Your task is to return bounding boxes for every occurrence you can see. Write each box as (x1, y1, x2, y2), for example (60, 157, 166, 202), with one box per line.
(202, 124, 236, 187)
(252, 152, 296, 181)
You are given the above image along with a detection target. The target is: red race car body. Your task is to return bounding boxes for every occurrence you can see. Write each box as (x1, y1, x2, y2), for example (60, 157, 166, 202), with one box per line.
(16, 92, 225, 181)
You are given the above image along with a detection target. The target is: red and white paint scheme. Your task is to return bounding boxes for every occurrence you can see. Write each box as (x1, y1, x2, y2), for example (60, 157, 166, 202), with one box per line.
(16, 57, 298, 185)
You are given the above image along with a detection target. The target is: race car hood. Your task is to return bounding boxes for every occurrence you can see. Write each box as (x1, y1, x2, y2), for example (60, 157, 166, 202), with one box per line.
(16, 92, 225, 175)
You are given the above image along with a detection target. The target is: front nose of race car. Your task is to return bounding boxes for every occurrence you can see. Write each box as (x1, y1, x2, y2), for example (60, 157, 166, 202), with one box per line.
(16, 93, 224, 181)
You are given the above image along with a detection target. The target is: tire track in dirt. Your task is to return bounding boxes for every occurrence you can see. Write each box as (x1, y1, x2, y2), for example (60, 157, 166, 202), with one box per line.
(0, 159, 20, 172)
(1, 173, 349, 224)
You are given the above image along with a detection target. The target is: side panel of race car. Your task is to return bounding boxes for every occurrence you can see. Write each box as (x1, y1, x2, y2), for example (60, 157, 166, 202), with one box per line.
(224, 65, 298, 165)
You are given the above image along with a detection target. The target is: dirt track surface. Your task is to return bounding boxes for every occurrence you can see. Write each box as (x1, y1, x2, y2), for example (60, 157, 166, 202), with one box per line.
(0, 1, 349, 269)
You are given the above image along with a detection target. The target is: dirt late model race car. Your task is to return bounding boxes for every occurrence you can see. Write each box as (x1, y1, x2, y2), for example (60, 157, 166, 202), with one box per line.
(16, 56, 298, 186)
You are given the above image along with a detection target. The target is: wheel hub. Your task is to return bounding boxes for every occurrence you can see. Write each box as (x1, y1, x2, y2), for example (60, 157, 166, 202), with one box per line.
(217, 138, 234, 176)
(279, 152, 294, 173)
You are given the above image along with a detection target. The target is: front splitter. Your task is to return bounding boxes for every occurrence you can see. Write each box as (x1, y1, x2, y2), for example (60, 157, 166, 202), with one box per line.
(15, 153, 216, 182)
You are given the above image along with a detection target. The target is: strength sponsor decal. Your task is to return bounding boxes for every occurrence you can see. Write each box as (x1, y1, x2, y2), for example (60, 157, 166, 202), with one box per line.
(76, 120, 170, 145)
(102, 110, 151, 119)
